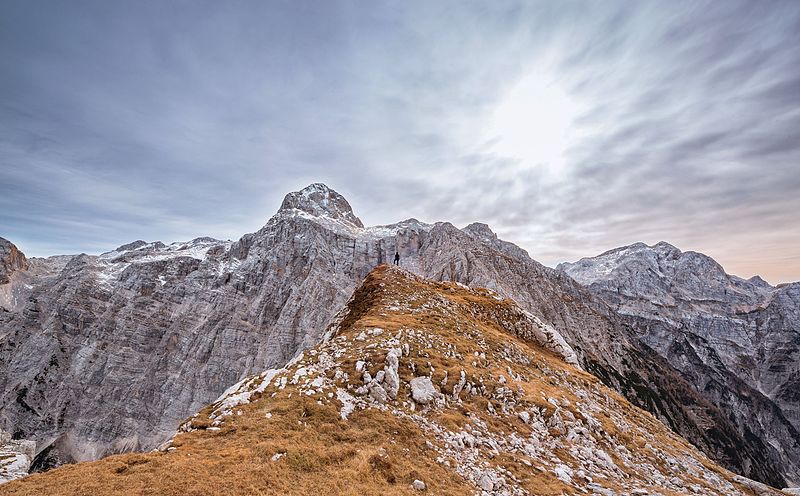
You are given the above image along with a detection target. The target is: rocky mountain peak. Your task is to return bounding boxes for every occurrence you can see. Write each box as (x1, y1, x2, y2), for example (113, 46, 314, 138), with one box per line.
(462, 222, 497, 240)
(0, 237, 28, 285)
(748, 275, 773, 288)
(461, 222, 531, 261)
(114, 240, 148, 252)
(558, 241, 729, 288)
(278, 183, 364, 228)
(653, 240, 679, 252)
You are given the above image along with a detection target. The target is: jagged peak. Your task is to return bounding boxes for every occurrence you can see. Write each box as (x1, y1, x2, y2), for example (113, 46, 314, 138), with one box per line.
(748, 275, 772, 288)
(652, 240, 680, 253)
(114, 240, 149, 252)
(560, 241, 770, 299)
(278, 183, 364, 228)
(462, 222, 497, 239)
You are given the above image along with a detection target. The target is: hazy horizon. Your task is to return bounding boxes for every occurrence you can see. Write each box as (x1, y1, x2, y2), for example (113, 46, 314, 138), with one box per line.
(2, 1, 799, 283)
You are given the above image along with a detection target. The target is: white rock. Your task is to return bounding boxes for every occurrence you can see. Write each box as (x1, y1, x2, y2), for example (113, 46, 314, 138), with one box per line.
(383, 348, 401, 399)
(587, 483, 615, 496)
(410, 377, 438, 404)
(452, 370, 466, 400)
(553, 464, 572, 484)
(478, 474, 494, 491)
(336, 388, 357, 420)
(369, 384, 388, 404)
(733, 475, 775, 496)
(411, 479, 426, 491)
(0, 430, 35, 485)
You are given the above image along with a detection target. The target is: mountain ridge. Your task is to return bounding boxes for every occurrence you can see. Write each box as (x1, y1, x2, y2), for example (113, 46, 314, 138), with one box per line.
(0, 183, 793, 488)
(0, 265, 780, 496)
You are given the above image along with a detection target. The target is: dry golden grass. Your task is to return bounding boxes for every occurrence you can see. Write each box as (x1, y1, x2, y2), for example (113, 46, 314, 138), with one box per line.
(0, 265, 769, 496)
(2, 390, 472, 496)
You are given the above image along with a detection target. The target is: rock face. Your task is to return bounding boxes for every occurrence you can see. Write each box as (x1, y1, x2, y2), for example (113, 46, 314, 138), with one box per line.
(0, 266, 781, 495)
(0, 238, 28, 285)
(559, 241, 800, 486)
(0, 184, 789, 487)
(0, 429, 35, 485)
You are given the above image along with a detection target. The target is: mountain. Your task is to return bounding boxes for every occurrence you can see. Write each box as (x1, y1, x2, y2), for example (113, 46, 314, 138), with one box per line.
(559, 241, 800, 486)
(0, 265, 781, 496)
(0, 184, 790, 487)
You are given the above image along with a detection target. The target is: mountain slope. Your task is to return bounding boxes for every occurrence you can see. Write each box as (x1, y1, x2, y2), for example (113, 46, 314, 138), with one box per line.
(0, 265, 777, 496)
(559, 242, 800, 486)
(0, 184, 788, 486)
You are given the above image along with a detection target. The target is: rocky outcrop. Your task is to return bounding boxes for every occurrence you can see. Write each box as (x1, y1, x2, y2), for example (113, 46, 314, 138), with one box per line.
(0, 239, 27, 286)
(0, 185, 789, 487)
(0, 429, 35, 485)
(560, 241, 800, 486)
(0, 266, 780, 495)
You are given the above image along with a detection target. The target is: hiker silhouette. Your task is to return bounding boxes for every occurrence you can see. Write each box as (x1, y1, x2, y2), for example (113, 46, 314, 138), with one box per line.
(393, 251, 400, 265)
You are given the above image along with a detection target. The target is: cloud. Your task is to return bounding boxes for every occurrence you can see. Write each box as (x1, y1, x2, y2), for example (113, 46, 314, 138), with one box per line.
(0, 0, 798, 283)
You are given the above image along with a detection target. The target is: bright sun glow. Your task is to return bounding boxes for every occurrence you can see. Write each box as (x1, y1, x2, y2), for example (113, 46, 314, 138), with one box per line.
(489, 70, 579, 173)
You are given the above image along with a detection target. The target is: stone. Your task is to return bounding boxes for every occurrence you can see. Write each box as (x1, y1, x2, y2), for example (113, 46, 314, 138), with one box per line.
(383, 348, 401, 399)
(732, 475, 776, 496)
(368, 383, 388, 404)
(411, 479, 426, 491)
(554, 464, 572, 484)
(0, 429, 35, 485)
(410, 377, 438, 405)
(478, 474, 494, 491)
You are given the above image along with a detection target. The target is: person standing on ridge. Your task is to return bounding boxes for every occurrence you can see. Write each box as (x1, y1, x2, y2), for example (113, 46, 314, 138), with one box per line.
(394, 251, 400, 265)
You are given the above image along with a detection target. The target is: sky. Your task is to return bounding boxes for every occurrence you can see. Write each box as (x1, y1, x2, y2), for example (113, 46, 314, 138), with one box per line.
(1, 1, 799, 284)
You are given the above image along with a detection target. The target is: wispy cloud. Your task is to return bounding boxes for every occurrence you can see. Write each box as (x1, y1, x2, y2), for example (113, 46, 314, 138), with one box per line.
(1, 0, 798, 283)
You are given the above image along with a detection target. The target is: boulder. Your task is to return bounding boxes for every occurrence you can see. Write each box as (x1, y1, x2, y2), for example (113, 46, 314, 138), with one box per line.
(410, 377, 438, 405)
